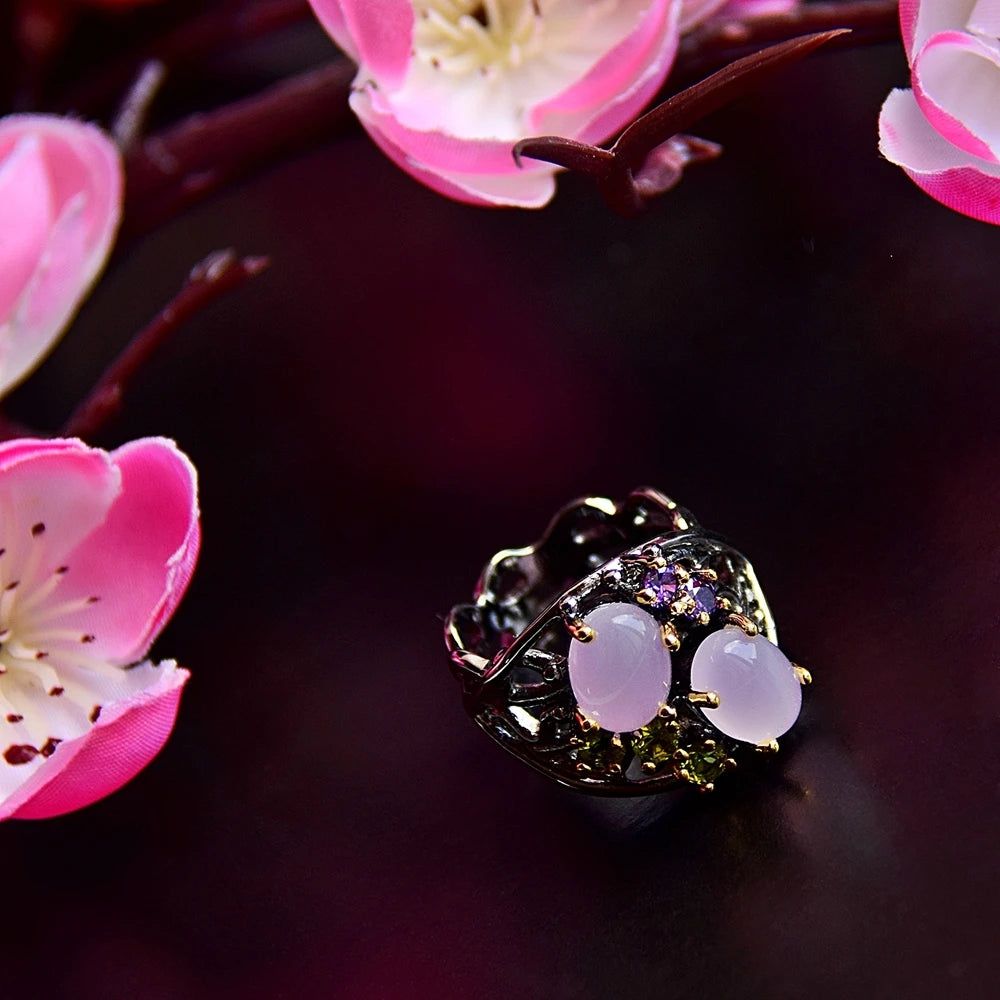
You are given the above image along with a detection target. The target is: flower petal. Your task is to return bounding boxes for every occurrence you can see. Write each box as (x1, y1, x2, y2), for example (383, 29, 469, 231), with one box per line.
(969, 0, 1000, 36)
(352, 86, 525, 175)
(900, 0, 979, 61)
(714, 0, 799, 15)
(912, 30, 1000, 163)
(56, 438, 200, 665)
(0, 134, 53, 324)
(0, 115, 122, 398)
(2, 661, 188, 821)
(575, 1, 683, 146)
(532, 0, 680, 141)
(353, 90, 556, 207)
(328, 0, 413, 86)
(306, 0, 359, 61)
(679, 0, 728, 31)
(0, 438, 120, 576)
(879, 87, 1000, 224)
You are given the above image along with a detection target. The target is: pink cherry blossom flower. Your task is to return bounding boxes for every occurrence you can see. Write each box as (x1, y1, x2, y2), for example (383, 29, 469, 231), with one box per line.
(879, 0, 1000, 225)
(0, 437, 199, 821)
(309, 0, 736, 207)
(0, 115, 123, 398)
(714, 0, 799, 15)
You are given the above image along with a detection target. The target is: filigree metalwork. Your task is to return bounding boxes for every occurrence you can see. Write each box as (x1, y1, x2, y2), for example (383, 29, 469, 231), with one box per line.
(445, 487, 782, 795)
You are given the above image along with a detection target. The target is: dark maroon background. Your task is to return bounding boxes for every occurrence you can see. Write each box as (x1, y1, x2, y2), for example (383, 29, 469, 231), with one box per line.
(2, 9, 998, 999)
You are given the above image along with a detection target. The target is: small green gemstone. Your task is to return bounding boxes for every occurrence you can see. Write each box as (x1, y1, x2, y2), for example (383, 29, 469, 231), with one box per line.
(630, 719, 681, 771)
(676, 740, 729, 788)
(570, 729, 625, 776)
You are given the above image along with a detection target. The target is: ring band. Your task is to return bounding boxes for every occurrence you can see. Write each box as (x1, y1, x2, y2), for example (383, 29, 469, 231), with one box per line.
(445, 488, 810, 795)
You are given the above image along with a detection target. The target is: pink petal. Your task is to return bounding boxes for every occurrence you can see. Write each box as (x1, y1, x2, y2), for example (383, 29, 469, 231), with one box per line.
(0, 135, 53, 323)
(306, 0, 359, 61)
(879, 87, 1000, 224)
(576, 1, 683, 146)
(900, 0, 978, 61)
(680, 0, 729, 31)
(353, 90, 556, 208)
(354, 86, 525, 176)
(0, 115, 122, 398)
(5, 193, 93, 392)
(0, 438, 120, 570)
(3, 662, 189, 821)
(969, 0, 1000, 36)
(912, 30, 1000, 163)
(715, 0, 799, 15)
(532, 0, 680, 139)
(56, 438, 200, 665)
(328, 0, 413, 87)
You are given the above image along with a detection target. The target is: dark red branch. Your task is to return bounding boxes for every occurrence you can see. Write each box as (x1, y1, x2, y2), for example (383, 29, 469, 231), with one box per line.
(123, 60, 355, 236)
(63, 250, 269, 440)
(618, 30, 847, 168)
(677, 0, 900, 81)
(516, 30, 846, 216)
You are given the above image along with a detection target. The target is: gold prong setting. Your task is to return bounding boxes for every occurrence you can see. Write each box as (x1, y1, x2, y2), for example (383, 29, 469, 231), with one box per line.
(725, 611, 759, 636)
(561, 543, 800, 791)
(566, 620, 595, 643)
(631, 716, 737, 792)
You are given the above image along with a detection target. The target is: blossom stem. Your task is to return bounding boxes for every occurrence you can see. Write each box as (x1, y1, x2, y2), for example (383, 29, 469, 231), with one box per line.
(678, 0, 901, 81)
(122, 60, 355, 236)
(112, 60, 167, 154)
(516, 30, 848, 216)
(63, 250, 269, 441)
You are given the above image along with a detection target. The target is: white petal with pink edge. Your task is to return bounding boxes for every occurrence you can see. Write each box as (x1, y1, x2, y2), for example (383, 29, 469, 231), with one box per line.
(900, 0, 980, 60)
(354, 88, 557, 207)
(532, 0, 679, 141)
(0, 662, 189, 821)
(879, 87, 1000, 225)
(912, 30, 1000, 163)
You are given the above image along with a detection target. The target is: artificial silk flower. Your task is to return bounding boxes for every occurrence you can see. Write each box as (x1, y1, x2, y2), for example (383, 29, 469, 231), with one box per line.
(714, 0, 799, 15)
(0, 437, 199, 821)
(309, 0, 733, 208)
(0, 115, 123, 398)
(878, 0, 1000, 225)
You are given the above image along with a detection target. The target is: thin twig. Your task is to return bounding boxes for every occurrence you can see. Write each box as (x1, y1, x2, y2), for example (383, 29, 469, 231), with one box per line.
(677, 0, 899, 81)
(515, 30, 847, 215)
(63, 250, 269, 440)
(123, 60, 355, 236)
(112, 60, 167, 153)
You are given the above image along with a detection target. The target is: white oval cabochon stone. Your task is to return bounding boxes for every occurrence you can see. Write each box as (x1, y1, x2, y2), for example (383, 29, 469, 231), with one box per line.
(568, 602, 672, 733)
(690, 626, 801, 744)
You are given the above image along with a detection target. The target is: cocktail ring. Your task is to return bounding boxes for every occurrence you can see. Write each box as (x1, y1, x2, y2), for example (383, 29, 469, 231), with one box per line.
(445, 488, 811, 795)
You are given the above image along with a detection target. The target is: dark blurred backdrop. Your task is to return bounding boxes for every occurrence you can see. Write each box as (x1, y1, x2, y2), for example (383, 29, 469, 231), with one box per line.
(2, 6, 997, 999)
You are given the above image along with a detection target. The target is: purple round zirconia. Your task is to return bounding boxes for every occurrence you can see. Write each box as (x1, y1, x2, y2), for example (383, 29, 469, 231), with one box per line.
(641, 566, 678, 607)
(690, 580, 717, 618)
(641, 565, 717, 619)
